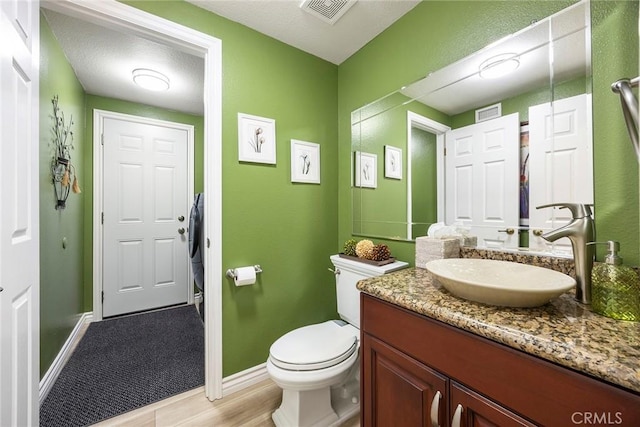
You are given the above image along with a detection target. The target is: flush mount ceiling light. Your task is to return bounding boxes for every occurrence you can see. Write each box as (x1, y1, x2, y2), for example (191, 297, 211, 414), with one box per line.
(132, 68, 170, 91)
(478, 53, 520, 79)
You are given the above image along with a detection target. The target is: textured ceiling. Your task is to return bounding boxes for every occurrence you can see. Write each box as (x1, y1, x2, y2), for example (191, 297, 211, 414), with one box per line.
(41, 1, 420, 116)
(187, 0, 420, 65)
(42, 9, 205, 116)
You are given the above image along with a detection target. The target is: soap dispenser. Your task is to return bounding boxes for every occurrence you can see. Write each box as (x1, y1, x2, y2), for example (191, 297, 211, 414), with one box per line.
(590, 241, 640, 321)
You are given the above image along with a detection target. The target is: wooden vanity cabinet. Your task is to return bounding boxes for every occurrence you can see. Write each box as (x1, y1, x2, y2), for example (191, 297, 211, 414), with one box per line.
(360, 294, 640, 427)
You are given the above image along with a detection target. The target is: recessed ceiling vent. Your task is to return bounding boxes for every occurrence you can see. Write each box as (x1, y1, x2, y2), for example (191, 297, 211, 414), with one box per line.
(300, 0, 358, 25)
(475, 103, 502, 123)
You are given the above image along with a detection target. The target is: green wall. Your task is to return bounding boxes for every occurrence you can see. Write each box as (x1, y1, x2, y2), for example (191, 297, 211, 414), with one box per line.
(39, 15, 86, 377)
(124, 0, 339, 376)
(339, 0, 640, 266)
(39, 0, 638, 380)
(411, 127, 438, 238)
(41, 0, 338, 379)
(81, 95, 205, 311)
(591, 1, 639, 264)
(352, 97, 447, 239)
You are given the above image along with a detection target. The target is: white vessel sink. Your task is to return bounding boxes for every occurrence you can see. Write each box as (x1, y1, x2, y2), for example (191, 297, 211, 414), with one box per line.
(425, 258, 576, 307)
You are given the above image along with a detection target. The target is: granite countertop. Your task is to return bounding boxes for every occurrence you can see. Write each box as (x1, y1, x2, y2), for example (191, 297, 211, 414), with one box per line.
(357, 267, 640, 394)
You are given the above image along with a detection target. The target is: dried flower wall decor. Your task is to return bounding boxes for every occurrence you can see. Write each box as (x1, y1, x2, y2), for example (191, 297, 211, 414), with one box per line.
(50, 95, 80, 209)
(354, 151, 377, 188)
(384, 145, 402, 180)
(291, 139, 320, 184)
(237, 112, 276, 164)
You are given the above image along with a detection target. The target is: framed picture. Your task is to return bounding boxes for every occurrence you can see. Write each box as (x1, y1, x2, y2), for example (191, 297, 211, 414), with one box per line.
(355, 151, 377, 188)
(238, 113, 276, 164)
(384, 145, 402, 180)
(291, 140, 320, 184)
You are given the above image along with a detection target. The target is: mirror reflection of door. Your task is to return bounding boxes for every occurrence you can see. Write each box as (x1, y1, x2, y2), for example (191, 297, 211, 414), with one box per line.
(528, 93, 594, 254)
(351, 1, 592, 253)
(445, 113, 520, 249)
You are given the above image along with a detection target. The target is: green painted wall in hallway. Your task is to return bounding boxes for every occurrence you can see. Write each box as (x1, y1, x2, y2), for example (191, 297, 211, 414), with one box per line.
(39, 15, 86, 376)
(123, 0, 339, 376)
(339, 1, 640, 266)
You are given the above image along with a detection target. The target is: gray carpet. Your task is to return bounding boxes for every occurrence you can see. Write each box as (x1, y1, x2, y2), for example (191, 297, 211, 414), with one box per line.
(40, 305, 204, 427)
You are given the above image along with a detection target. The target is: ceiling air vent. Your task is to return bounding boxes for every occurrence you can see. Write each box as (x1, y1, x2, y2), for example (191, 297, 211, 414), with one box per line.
(475, 103, 502, 123)
(300, 0, 358, 25)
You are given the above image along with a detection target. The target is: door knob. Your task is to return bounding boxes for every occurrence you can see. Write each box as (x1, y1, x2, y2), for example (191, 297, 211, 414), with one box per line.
(178, 215, 185, 222)
(178, 227, 185, 235)
(533, 229, 544, 236)
(498, 228, 515, 235)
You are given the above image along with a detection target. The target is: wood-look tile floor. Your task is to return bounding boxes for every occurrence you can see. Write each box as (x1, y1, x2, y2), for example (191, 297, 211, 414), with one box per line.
(91, 379, 360, 426)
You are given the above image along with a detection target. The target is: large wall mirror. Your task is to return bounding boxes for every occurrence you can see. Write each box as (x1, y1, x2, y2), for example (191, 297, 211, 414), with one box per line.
(352, 1, 592, 254)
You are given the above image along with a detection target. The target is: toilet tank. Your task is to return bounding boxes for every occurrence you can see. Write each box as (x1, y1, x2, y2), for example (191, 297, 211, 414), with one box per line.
(330, 254, 408, 328)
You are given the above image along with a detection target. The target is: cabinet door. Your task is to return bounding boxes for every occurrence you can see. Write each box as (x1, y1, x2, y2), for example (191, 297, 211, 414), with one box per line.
(449, 382, 536, 427)
(362, 334, 448, 427)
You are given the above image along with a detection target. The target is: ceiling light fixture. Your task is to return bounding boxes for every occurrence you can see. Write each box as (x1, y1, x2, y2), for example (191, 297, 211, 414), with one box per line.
(478, 53, 520, 79)
(132, 68, 170, 91)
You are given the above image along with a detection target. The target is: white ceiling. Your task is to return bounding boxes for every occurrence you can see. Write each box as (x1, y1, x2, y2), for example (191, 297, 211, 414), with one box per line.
(187, 0, 420, 65)
(42, 9, 206, 115)
(43, 1, 584, 119)
(41, 1, 419, 116)
(401, 1, 588, 115)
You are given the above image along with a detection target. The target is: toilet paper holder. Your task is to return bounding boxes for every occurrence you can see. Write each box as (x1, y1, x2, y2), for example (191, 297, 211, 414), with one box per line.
(225, 265, 262, 280)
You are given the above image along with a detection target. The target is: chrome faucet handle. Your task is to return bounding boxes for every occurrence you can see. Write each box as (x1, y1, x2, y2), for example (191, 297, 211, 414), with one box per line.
(535, 203, 593, 218)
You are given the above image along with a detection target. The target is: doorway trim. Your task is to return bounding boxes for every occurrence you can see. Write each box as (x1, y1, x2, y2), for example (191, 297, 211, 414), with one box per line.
(42, 0, 224, 400)
(93, 109, 195, 317)
(406, 111, 450, 239)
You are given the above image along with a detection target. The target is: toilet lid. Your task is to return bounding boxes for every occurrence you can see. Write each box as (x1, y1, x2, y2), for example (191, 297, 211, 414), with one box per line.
(269, 321, 358, 371)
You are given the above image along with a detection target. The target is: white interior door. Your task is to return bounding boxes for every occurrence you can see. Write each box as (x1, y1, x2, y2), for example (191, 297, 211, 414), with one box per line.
(102, 114, 191, 317)
(445, 113, 520, 249)
(0, 0, 39, 425)
(528, 94, 593, 253)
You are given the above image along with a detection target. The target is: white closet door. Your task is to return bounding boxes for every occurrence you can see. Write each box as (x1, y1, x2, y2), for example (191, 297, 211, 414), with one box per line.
(445, 113, 520, 249)
(528, 94, 593, 253)
(0, 1, 40, 425)
(102, 116, 190, 317)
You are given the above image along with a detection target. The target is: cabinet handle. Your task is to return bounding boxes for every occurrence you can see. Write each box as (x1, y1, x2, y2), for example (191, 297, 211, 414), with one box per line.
(451, 404, 463, 427)
(429, 390, 442, 427)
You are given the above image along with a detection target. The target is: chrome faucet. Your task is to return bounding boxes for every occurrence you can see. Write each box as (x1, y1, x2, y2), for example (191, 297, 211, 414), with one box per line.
(536, 203, 595, 304)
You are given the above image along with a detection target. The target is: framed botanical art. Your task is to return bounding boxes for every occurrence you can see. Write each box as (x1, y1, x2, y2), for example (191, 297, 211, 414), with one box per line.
(291, 140, 320, 184)
(384, 145, 402, 180)
(354, 151, 377, 188)
(238, 113, 276, 164)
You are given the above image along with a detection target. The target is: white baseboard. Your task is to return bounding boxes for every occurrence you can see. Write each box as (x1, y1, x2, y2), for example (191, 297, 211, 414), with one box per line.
(39, 312, 93, 404)
(222, 362, 269, 397)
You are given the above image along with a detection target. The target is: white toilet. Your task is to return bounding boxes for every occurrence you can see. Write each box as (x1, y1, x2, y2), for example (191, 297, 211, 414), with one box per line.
(267, 254, 408, 427)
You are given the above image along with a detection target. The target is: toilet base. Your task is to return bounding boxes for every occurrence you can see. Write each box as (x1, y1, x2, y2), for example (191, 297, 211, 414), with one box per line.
(272, 375, 360, 427)
(272, 388, 338, 427)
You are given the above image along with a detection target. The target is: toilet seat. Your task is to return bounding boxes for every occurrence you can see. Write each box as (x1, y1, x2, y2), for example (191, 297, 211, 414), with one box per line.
(269, 321, 358, 371)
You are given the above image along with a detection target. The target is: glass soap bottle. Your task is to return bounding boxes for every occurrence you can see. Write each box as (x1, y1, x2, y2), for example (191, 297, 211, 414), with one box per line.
(590, 241, 640, 322)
